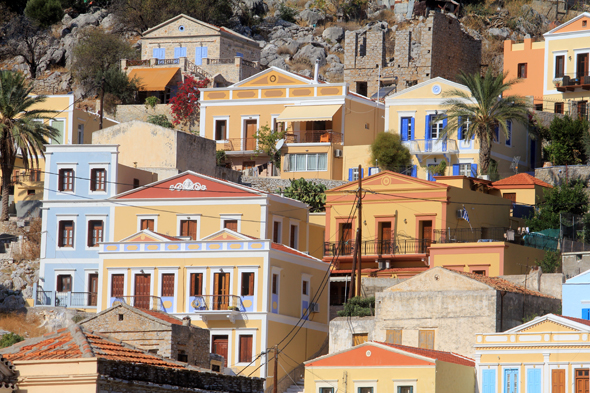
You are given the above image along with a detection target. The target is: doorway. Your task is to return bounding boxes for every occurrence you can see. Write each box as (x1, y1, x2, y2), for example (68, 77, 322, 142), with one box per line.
(578, 53, 589, 80)
(244, 119, 257, 150)
(504, 369, 518, 393)
(419, 220, 433, 253)
(576, 369, 589, 393)
(378, 221, 392, 254)
(88, 273, 98, 306)
(213, 272, 230, 310)
(134, 274, 151, 309)
(339, 222, 353, 255)
(212, 335, 229, 367)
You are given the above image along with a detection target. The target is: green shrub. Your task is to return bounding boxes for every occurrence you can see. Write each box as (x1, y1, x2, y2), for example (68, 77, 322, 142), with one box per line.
(282, 178, 327, 213)
(337, 296, 375, 317)
(147, 114, 173, 129)
(535, 250, 561, 273)
(277, 3, 297, 23)
(24, 0, 63, 27)
(216, 150, 227, 166)
(0, 332, 24, 348)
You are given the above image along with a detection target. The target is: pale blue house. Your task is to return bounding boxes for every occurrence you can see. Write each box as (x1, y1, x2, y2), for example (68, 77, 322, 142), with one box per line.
(563, 269, 590, 320)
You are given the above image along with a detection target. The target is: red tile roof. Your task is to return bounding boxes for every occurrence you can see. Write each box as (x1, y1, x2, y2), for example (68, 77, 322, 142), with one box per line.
(492, 173, 553, 188)
(140, 309, 183, 326)
(271, 242, 321, 261)
(0, 325, 184, 368)
(375, 342, 475, 367)
(454, 270, 556, 299)
(153, 232, 182, 241)
(560, 315, 590, 327)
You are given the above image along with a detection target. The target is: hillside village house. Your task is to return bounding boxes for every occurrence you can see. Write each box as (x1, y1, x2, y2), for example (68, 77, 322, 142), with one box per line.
(199, 67, 385, 180)
(504, 12, 590, 117)
(120, 13, 261, 104)
(323, 170, 548, 303)
(304, 341, 475, 393)
(385, 78, 541, 178)
(562, 269, 590, 320)
(474, 314, 590, 393)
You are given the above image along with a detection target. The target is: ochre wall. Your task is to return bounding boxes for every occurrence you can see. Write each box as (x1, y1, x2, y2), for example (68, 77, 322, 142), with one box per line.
(503, 39, 545, 105)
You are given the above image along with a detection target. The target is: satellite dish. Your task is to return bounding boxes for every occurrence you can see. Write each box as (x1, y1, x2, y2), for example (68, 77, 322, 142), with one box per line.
(275, 139, 285, 150)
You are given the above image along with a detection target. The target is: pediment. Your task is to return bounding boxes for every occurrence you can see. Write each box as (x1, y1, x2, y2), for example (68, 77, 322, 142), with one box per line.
(233, 68, 313, 88)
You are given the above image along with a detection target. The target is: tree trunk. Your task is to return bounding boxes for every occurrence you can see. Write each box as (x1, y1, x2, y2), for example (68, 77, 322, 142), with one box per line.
(479, 134, 492, 177)
(1, 165, 11, 222)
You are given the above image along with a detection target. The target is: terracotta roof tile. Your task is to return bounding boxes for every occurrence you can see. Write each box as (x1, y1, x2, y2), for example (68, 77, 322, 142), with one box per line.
(153, 232, 182, 241)
(453, 269, 556, 299)
(560, 315, 590, 327)
(139, 309, 183, 326)
(492, 173, 553, 188)
(238, 232, 321, 261)
(375, 342, 475, 367)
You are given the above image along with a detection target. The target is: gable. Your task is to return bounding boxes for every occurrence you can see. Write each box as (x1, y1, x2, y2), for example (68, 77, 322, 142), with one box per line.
(565, 269, 590, 284)
(386, 78, 471, 102)
(124, 232, 167, 242)
(385, 267, 492, 293)
(328, 171, 447, 193)
(306, 345, 434, 367)
(205, 232, 249, 241)
(235, 68, 312, 88)
(547, 13, 590, 35)
(116, 173, 262, 199)
(143, 14, 219, 38)
(518, 319, 581, 333)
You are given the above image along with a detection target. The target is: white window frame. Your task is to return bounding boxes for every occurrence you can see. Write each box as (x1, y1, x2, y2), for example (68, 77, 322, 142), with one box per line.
(50, 118, 67, 145)
(176, 214, 201, 239)
(431, 120, 443, 140)
(56, 163, 78, 195)
(210, 329, 233, 368)
(107, 267, 128, 298)
(574, 48, 590, 78)
(241, 115, 260, 151)
(289, 220, 300, 249)
(54, 268, 76, 293)
(130, 267, 155, 298)
(234, 328, 258, 366)
(271, 266, 282, 313)
(286, 153, 328, 172)
(220, 214, 242, 232)
(459, 163, 471, 177)
(238, 267, 258, 307)
(137, 214, 159, 232)
(84, 268, 99, 294)
(351, 167, 360, 181)
(523, 364, 543, 393)
(353, 380, 378, 393)
(460, 117, 472, 148)
(56, 214, 78, 251)
(85, 214, 107, 250)
(186, 267, 207, 312)
(77, 123, 84, 144)
(272, 216, 283, 244)
(396, 110, 416, 139)
(213, 116, 230, 142)
(315, 380, 339, 393)
(477, 365, 498, 393)
(209, 266, 234, 298)
(88, 163, 109, 195)
(301, 273, 311, 306)
(393, 380, 417, 393)
(158, 267, 179, 309)
(500, 365, 521, 393)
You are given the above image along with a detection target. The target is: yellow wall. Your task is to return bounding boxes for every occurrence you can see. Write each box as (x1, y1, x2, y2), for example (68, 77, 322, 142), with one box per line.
(11, 157, 46, 204)
(436, 359, 476, 393)
(72, 110, 118, 144)
(12, 358, 98, 393)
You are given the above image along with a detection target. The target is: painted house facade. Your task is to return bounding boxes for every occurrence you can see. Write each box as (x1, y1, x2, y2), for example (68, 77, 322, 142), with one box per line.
(385, 78, 540, 179)
(563, 269, 590, 320)
(474, 314, 590, 393)
(199, 67, 385, 181)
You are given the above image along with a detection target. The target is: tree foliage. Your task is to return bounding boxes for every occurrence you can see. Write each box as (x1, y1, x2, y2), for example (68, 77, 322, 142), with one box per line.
(253, 124, 287, 169)
(282, 178, 327, 213)
(544, 115, 589, 165)
(0, 71, 60, 221)
(24, 0, 63, 28)
(427, 160, 447, 176)
(0, 332, 24, 349)
(442, 70, 530, 175)
(169, 76, 209, 131)
(369, 132, 412, 171)
(526, 179, 589, 232)
(337, 296, 375, 317)
(147, 114, 173, 128)
(535, 251, 561, 273)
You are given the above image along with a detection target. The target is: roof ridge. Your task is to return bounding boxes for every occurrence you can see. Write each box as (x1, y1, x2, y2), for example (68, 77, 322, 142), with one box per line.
(71, 325, 95, 358)
(453, 269, 556, 299)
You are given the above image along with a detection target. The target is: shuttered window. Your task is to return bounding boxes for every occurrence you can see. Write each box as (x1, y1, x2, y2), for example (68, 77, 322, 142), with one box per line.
(273, 221, 281, 243)
(352, 333, 368, 346)
(57, 274, 72, 292)
(290, 225, 297, 248)
(241, 272, 254, 296)
(111, 274, 124, 297)
(58, 221, 74, 247)
(88, 220, 104, 247)
(90, 168, 106, 191)
(141, 219, 154, 231)
(190, 273, 203, 296)
(239, 335, 253, 363)
(385, 329, 402, 345)
(224, 220, 238, 231)
(180, 220, 197, 240)
(161, 274, 175, 297)
(58, 169, 74, 191)
(418, 330, 435, 349)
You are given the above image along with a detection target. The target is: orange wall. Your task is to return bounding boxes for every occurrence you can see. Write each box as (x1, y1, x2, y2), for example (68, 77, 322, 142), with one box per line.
(503, 38, 545, 104)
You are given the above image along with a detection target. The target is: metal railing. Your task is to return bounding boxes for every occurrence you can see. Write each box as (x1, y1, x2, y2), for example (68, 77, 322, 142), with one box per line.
(190, 295, 244, 311)
(285, 130, 342, 144)
(156, 58, 180, 65)
(186, 60, 211, 79)
(402, 139, 459, 154)
(127, 59, 150, 67)
(35, 290, 97, 307)
(323, 239, 431, 257)
(556, 73, 590, 89)
(433, 227, 509, 243)
(207, 58, 234, 65)
(114, 295, 167, 312)
(217, 138, 258, 151)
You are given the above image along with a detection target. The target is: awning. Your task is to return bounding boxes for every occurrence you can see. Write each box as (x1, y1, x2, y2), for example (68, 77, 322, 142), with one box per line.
(128, 67, 180, 91)
(277, 104, 341, 122)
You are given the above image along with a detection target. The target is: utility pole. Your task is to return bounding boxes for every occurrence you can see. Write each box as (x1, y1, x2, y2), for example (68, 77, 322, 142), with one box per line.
(348, 228, 359, 300)
(273, 345, 278, 393)
(357, 165, 362, 297)
(99, 77, 106, 130)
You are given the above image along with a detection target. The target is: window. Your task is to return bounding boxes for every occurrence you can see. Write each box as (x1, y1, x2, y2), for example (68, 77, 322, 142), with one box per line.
(302, 280, 308, 295)
(352, 333, 368, 346)
(431, 120, 443, 139)
(555, 102, 564, 114)
(555, 55, 565, 78)
(111, 274, 124, 297)
(472, 270, 486, 275)
(90, 168, 106, 192)
(286, 153, 328, 172)
(401, 117, 413, 141)
(161, 273, 175, 297)
(461, 117, 471, 139)
(190, 273, 203, 296)
(58, 221, 74, 247)
(29, 169, 41, 181)
(241, 272, 254, 296)
(236, 52, 244, 57)
(27, 189, 35, 196)
(534, 104, 543, 111)
(215, 119, 227, 141)
(397, 387, 413, 393)
(178, 352, 188, 362)
(517, 63, 527, 78)
(141, 219, 155, 231)
(273, 221, 281, 243)
(290, 224, 298, 249)
(224, 220, 238, 231)
(77, 124, 84, 144)
(87, 220, 103, 247)
(180, 220, 197, 240)
(57, 274, 72, 292)
(133, 178, 140, 189)
(579, 101, 588, 121)
(356, 82, 368, 97)
(418, 330, 435, 349)
(272, 273, 278, 295)
(385, 329, 402, 345)
(239, 334, 253, 363)
(320, 389, 334, 393)
(58, 169, 74, 192)
(584, 20, 588, 27)
(358, 388, 373, 393)
(118, 314, 124, 321)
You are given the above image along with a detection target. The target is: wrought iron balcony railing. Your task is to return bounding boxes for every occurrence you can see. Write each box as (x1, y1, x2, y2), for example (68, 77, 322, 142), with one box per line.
(113, 296, 167, 312)
(402, 139, 459, 155)
(433, 227, 510, 243)
(323, 239, 431, 257)
(285, 130, 342, 144)
(35, 290, 97, 307)
(190, 295, 245, 311)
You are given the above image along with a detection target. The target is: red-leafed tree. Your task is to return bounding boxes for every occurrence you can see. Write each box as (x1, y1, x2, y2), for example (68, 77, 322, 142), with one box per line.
(169, 76, 209, 132)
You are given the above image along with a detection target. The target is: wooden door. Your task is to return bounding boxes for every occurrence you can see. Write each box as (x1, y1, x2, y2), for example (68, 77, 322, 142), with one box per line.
(379, 222, 392, 254)
(180, 220, 197, 240)
(141, 219, 154, 231)
(503, 193, 517, 203)
(420, 220, 433, 253)
(245, 120, 257, 150)
(340, 222, 353, 255)
(552, 369, 565, 393)
(212, 335, 229, 367)
(134, 274, 151, 309)
(576, 369, 589, 393)
(111, 274, 124, 297)
(578, 53, 589, 79)
(213, 273, 230, 310)
(88, 273, 98, 306)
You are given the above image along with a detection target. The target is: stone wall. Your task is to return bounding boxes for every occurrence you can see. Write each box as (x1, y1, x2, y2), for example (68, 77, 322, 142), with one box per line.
(500, 269, 564, 299)
(329, 317, 375, 353)
(562, 251, 590, 279)
(113, 104, 173, 125)
(500, 291, 561, 330)
(97, 359, 265, 393)
(361, 277, 404, 298)
(535, 165, 590, 187)
(242, 176, 348, 193)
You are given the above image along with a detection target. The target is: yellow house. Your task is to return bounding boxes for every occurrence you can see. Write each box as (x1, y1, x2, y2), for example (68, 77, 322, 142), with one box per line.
(199, 67, 384, 180)
(491, 172, 553, 206)
(385, 77, 538, 180)
(475, 314, 590, 393)
(324, 170, 546, 303)
(304, 341, 475, 393)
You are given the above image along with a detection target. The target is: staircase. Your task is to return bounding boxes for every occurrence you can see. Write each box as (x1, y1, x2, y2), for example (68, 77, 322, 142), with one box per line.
(285, 380, 304, 393)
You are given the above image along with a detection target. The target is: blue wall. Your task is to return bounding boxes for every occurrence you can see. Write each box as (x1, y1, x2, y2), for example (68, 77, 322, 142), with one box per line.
(562, 271, 590, 319)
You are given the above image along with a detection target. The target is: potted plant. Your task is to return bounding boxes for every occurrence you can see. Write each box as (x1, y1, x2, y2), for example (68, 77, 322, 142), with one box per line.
(553, 78, 562, 87)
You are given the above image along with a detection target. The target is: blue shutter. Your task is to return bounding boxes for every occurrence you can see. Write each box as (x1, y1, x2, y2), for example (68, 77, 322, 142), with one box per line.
(152, 48, 158, 58)
(583, 308, 590, 320)
(428, 165, 435, 182)
(195, 47, 202, 65)
(410, 117, 415, 140)
(153, 48, 164, 59)
(453, 164, 460, 175)
(458, 116, 463, 141)
(527, 369, 541, 393)
(401, 118, 409, 141)
(202, 46, 208, 59)
(425, 115, 431, 139)
(411, 165, 417, 177)
(471, 164, 478, 178)
(442, 117, 448, 151)
(236, 52, 244, 57)
(361, 168, 365, 179)
(174, 47, 180, 58)
(482, 369, 495, 393)
(348, 168, 353, 181)
(181, 47, 187, 57)
(494, 126, 499, 142)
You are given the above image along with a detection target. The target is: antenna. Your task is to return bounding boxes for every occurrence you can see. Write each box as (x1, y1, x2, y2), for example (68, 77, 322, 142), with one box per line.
(510, 156, 521, 174)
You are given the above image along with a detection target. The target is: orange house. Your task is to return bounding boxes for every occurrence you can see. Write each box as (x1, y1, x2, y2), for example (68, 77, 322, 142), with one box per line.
(503, 37, 546, 109)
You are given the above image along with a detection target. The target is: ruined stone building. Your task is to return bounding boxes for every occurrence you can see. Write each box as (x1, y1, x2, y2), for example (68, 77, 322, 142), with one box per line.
(344, 12, 482, 99)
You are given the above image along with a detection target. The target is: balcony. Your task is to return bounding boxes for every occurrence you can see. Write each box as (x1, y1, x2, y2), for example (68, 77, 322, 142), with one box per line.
(190, 295, 244, 323)
(323, 239, 431, 257)
(403, 139, 459, 155)
(556, 74, 590, 92)
(35, 288, 97, 308)
(113, 295, 167, 312)
(217, 138, 257, 151)
(433, 227, 510, 243)
(285, 130, 342, 144)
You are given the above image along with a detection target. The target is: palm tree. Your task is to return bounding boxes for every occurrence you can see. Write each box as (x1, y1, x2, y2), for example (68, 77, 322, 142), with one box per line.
(0, 71, 59, 221)
(441, 70, 530, 176)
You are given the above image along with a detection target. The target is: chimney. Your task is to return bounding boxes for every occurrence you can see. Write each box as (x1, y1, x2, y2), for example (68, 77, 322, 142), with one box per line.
(313, 59, 319, 83)
(182, 316, 191, 326)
